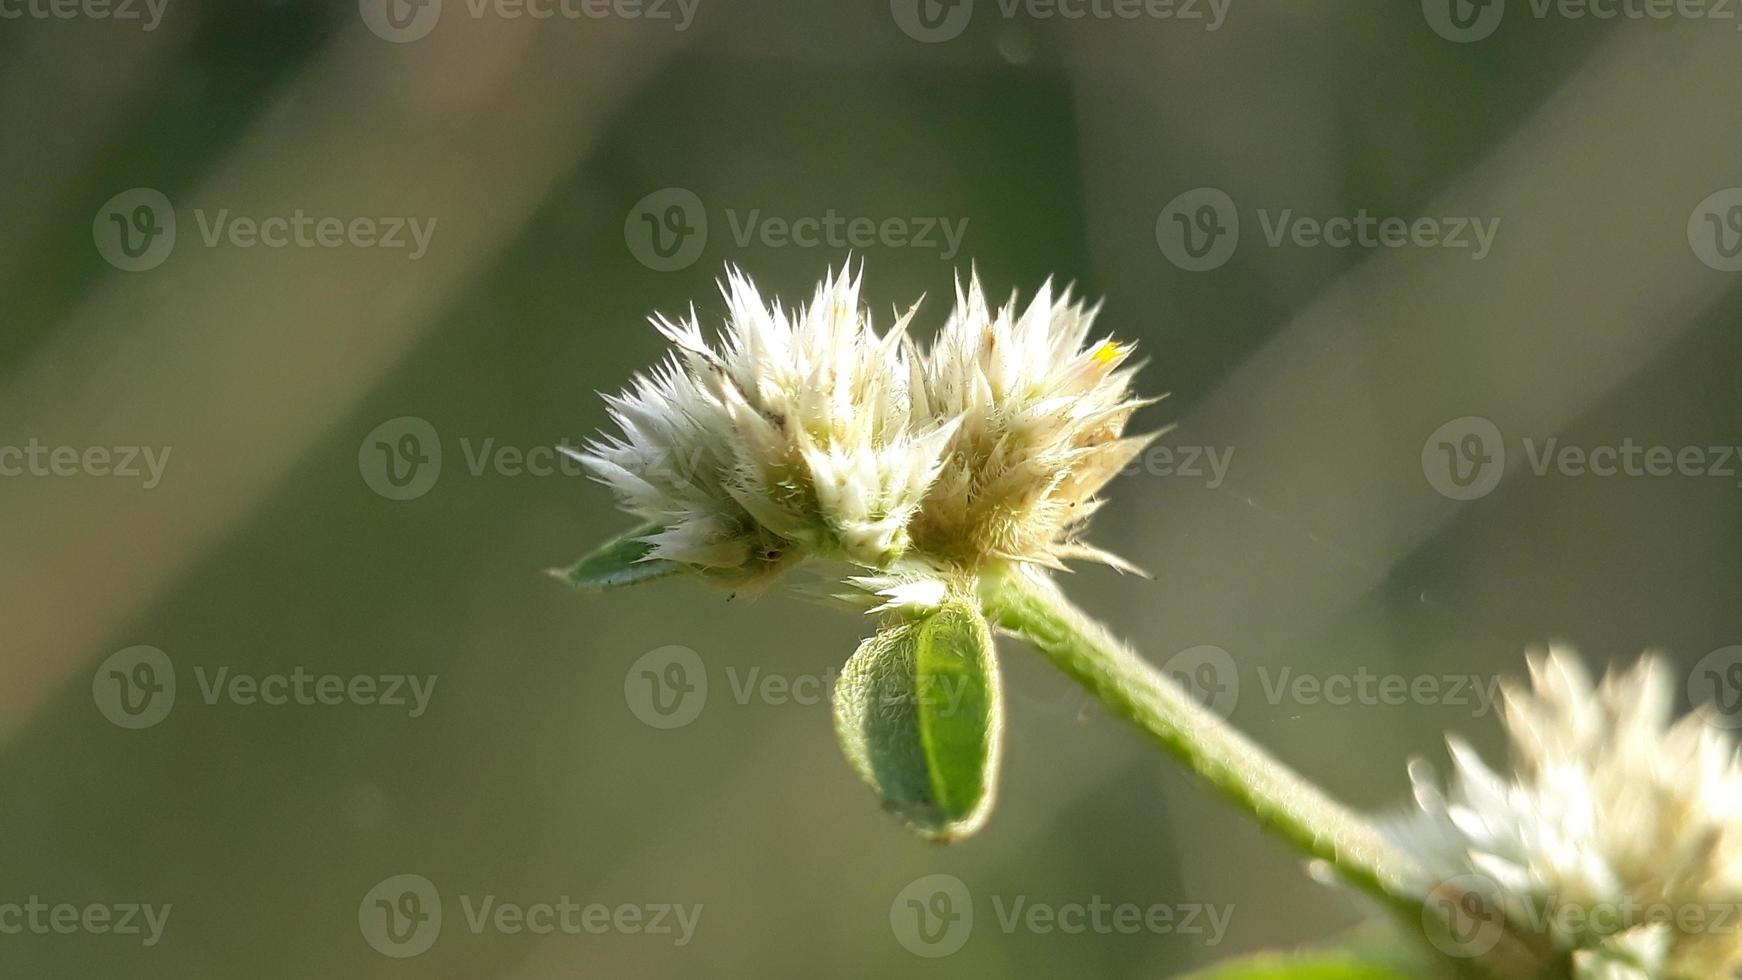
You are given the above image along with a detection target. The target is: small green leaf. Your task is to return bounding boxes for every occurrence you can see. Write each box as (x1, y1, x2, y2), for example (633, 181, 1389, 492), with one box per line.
(1174, 922, 1460, 980)
(1173, 953, 1419, 980)
(832, 598, 1003, 842)
(549, 525, 682, 591)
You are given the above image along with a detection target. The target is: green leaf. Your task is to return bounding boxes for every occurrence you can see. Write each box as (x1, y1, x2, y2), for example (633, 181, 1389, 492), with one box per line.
(832, 598, 1003, 842)
(1172, 952, 1420, 980)
(1173, 923, 1462, 980)
(548, 525, 682, 591)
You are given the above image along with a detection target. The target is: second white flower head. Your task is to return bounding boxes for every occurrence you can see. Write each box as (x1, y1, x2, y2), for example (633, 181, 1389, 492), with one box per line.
(1385, 647, 1742, 979)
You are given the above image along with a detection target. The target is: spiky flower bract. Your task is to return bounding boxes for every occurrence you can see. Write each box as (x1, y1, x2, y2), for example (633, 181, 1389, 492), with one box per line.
(914, 275, 1156, 573)
(578, 266, 956, 585)
(579, 265, 1154, 592)
(1383, 647, 1742, 979)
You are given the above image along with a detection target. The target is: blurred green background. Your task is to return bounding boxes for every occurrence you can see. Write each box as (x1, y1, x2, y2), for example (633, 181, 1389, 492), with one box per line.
(5, 1, 1742, 976)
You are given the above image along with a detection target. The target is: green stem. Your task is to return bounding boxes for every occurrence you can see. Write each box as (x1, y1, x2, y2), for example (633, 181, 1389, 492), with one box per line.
(981, 566, 1422, 917)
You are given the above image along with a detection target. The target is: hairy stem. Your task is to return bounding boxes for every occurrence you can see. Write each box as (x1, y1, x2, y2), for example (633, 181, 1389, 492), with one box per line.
(982, 567, 1570, 977)
(981, 567, 1421, 914)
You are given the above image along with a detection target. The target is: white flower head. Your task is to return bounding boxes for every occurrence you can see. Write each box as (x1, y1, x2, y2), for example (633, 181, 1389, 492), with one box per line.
(912, 274, 1158, 572)
(1383, 646, 1742, 979)
(580, 265, 955, 583)
(581, 265, 1155, 590)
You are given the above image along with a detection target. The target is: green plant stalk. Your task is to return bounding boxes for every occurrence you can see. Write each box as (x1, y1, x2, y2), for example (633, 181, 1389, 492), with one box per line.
(980, 567, 1424, 917)
(984, 567, 1569, 979)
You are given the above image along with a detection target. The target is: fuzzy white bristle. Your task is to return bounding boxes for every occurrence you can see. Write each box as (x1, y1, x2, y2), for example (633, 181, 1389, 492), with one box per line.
(583, 264, 1154, 588)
